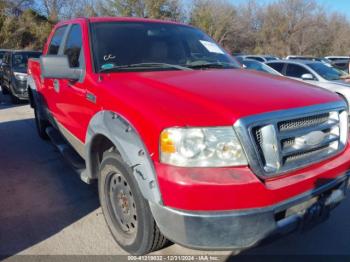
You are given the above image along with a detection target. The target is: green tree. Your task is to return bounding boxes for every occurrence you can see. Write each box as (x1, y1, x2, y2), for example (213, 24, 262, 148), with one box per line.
(190, 0, 236, 47)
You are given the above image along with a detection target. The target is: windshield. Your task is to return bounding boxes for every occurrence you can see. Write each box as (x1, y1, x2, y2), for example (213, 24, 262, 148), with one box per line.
(243, 60, 280, 75)
(13, 52, 41, 70)
(307, 62, 347, 81)
(91, 22, 239, 72)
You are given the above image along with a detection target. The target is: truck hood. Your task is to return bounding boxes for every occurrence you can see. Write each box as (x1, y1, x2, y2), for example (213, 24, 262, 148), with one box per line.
(104, 69, 341, 126)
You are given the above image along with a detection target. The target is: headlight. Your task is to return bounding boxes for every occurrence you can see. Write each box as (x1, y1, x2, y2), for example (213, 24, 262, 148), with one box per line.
(160, 127, 248, 167)
(14, 72, 28, 81)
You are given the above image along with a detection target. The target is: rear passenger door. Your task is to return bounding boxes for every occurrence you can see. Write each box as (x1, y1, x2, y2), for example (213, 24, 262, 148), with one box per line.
(56, 23, 94, 151)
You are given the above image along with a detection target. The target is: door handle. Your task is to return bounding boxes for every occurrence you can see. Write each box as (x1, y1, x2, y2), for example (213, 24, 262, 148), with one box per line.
(86, 92, 96, 104)
(53, 79, 60, 93)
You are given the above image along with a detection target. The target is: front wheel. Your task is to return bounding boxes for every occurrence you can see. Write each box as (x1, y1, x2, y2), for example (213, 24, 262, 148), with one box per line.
(99, 152, 169, 255)
(1, 85, 9, 95)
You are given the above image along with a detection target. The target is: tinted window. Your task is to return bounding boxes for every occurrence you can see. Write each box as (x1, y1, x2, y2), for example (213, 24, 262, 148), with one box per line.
(12, 52, 42, 69)
(243, 60, 280, 75)
(268, 63, 284, 73)
(3, 53, 8, 64)
(48, 26, 67, 55)
(64, 24, 83, 68)
(286, 64, 311, 78)
(307, 62, 346, 81)
(0, 51, 5, 61)
(91, 22, 239, 72)
(246, 56, 264, 62)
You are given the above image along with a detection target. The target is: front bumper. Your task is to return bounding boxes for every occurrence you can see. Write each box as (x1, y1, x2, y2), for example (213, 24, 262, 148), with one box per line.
(11, 79, 28, 100)
(150, 173, 349, 251)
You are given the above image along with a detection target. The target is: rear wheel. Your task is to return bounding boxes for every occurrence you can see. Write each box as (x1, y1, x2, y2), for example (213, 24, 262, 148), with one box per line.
(34, 107, 49, 140)
(99, 152, 169, 255)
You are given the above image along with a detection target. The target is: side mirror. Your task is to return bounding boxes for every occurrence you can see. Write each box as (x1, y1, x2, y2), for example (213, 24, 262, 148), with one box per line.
(40, 55, 82, 80)
(301, 73, 315, 81)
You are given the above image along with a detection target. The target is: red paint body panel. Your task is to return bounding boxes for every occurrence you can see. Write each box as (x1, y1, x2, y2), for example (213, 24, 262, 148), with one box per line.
(156, 144, 350, 211)
(29, 17, 350, 212)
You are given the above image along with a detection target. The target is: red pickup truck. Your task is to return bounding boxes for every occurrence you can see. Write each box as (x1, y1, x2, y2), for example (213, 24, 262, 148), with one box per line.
(27, 17, 350, 255)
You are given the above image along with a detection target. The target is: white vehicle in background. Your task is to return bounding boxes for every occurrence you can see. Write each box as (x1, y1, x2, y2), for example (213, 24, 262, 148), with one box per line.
(325, 56, 350, 73)
(325, 56, 350, 61)
(286, 56, 332, 65)
(266, 60, 350, 107)
(235, 55, 279, 63)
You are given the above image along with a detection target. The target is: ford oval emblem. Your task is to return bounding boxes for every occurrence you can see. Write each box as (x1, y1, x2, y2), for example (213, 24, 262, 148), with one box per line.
(295, 131, 326, 147)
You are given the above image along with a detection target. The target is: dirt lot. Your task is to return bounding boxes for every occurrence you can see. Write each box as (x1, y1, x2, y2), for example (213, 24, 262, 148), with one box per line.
(0, 91, 349, 261)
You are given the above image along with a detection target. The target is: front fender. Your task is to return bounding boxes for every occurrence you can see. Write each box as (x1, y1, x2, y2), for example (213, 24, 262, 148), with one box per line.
(85, 110, 162, 204)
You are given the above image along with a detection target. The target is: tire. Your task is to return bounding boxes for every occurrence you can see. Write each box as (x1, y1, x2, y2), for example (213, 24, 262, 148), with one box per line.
(34, 107, 49, 140)
(10, 93, 20, 104)
(1, 85, 9, 95)
(99, 152, 169, 255)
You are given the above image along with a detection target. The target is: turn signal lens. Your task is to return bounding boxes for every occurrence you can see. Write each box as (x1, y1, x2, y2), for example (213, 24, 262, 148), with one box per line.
(160, 131, 176, 153)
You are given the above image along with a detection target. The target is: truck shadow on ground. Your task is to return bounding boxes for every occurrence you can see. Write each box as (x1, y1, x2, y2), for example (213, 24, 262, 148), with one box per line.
(0, 118, 100, 258)
(0, 94, 28, 110)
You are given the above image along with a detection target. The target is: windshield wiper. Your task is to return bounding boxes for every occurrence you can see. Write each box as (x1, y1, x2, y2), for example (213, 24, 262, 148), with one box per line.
(100, 63, 191, 72)
(187, 62, 238, 70)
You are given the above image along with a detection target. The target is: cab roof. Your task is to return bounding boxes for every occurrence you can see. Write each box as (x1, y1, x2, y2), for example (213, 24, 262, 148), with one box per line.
(57, 16, 186, 27)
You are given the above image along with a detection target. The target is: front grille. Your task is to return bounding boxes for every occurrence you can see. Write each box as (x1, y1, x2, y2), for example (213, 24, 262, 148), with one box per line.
(278, 113, 329, 132)
(236, 102, 349, 177)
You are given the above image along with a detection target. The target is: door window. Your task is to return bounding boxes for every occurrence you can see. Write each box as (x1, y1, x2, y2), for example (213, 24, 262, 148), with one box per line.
(286, 64, 311, 78)
(64, 24, 83, 68)
(268, 63, 284, 73)
(48, 26, 67, 55)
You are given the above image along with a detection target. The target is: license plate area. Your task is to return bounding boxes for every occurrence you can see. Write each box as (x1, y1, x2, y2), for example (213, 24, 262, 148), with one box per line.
(285, 197, 319, 218)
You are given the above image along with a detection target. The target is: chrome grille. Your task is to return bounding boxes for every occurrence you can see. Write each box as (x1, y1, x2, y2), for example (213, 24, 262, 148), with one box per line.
(234, 102, 348, 178)
(278, 113, 330, 132)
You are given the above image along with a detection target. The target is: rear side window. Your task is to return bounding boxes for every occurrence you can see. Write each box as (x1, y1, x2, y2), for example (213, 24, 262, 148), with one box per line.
(64, 24, 83, 68)
(286, 64, 310, 78)
(48, 26, 67, 55)
(268, 63, 284, 73)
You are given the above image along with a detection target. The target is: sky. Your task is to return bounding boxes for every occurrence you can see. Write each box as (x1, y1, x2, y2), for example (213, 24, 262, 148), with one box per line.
(231, 0, 350, 18)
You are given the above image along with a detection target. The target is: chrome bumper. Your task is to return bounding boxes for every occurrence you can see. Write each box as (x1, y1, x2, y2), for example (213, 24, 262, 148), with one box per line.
(150, 174, 349, 251)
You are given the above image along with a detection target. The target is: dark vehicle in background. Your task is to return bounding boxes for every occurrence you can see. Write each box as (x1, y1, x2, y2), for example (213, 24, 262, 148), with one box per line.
(1, 50, 41, 103)
(242, 59, 282, 76)
(0, 49, 11, 86)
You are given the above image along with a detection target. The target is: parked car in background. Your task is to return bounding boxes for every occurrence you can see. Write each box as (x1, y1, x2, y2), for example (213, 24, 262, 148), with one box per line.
(0, 49, 10, 64)
(242, 59, 282, 76)
(266, 60, 350, 106)
(28, 17, 350, 255)
(325, 57, 350, 73)
(1, 50, 41, 103)
(325, 56, 350, 62)
(286, 55, 332, 65)
(0, 49, 11, 87)
(235, 55, 279, 63)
